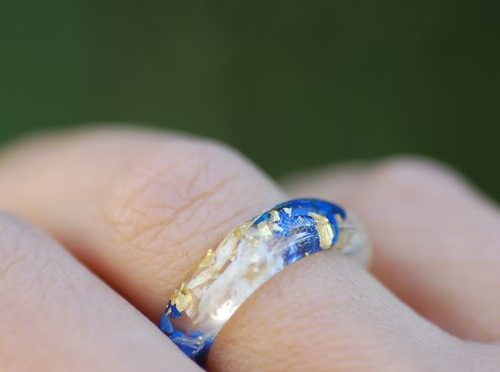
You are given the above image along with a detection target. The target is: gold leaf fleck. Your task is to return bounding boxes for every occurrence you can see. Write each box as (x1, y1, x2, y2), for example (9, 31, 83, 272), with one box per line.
(308, 212, 334, 250)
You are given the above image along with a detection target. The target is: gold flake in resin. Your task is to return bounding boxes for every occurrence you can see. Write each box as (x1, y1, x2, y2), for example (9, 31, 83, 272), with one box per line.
(198, 249, 216, 270)
(308, 212, 334, 250)
(170, 282, 193, 312)
(257, 221, 274, 239)
(270, 210, 280, 222)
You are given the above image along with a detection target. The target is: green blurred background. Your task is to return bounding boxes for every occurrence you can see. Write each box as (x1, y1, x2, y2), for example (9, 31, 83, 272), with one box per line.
(1, 1, 499, 199)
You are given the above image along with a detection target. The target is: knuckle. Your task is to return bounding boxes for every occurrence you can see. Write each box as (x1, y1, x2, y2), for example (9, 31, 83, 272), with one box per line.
(104, 138, 278, 280)
(369, 156, 463, 197)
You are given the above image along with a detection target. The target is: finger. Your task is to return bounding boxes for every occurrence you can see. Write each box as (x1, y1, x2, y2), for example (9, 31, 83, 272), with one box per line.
(0, 128, 284, 319)
(209, 252, 500, 371)
(0, 131, 497, 371)
(0, 211, 199, 372)
(284, 157, 500, 341)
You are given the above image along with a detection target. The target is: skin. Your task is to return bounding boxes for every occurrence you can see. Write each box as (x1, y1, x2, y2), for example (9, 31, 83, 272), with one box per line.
(0, 127, 499, 371)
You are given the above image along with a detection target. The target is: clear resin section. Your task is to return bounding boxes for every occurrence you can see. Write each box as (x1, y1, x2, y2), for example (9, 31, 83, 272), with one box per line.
(159, 199, 370, 363)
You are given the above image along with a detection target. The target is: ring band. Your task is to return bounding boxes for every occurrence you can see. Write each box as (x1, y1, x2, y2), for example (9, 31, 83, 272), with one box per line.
(159, 198, 370, 364)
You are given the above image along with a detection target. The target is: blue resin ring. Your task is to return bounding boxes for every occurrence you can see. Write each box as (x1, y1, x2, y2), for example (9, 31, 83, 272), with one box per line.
(159, 198, 370, 364)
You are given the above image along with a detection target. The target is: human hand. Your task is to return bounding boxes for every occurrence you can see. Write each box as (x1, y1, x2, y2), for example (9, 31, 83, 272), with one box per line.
(0, 128, 498, 371)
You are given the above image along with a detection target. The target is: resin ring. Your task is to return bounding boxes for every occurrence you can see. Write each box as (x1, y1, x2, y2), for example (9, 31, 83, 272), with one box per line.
(158, 198, 371, 364)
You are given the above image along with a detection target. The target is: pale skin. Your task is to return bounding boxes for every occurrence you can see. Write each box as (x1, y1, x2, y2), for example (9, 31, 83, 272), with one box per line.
(0, 128, 499, 371)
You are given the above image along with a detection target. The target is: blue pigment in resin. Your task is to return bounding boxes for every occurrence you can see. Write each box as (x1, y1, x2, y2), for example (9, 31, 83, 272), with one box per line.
(159, 198, 357, 365)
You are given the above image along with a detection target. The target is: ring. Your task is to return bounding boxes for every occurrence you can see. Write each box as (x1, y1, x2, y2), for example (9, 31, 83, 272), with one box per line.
(158, 198, 370, 364)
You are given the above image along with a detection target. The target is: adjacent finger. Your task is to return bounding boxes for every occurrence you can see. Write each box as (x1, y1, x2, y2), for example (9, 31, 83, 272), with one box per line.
(0, 211, 199, 372)
(0, 128, 284, 319)
(284, 158, 500, 341)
